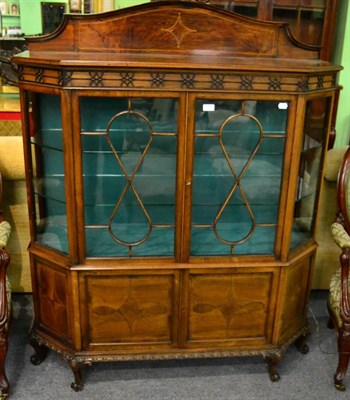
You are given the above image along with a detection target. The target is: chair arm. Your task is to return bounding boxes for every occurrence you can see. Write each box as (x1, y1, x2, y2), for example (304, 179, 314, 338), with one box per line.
(331, 222, 350, 249)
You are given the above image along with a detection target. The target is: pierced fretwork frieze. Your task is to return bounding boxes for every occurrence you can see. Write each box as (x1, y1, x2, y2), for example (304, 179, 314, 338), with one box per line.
(240, 76, 254, 90)
(18, 67, 337, 93)
(297, 78, 309, 92)
(58, 70, 73, 86)
(150, 73, 166, 88)
(268, 77, 282, 91)
(181, 73, 196, 89)
(211, 74, 225, 90)
(89, 71, 104, 87)
(35, 68, 44, 83)
(120, 72, 135, 87)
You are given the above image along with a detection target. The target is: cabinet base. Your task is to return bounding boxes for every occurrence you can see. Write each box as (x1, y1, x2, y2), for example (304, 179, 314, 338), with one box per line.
(30, 325, 310, 391)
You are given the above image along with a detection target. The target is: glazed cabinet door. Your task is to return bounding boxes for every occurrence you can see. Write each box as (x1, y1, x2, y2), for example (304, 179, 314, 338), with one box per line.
(76, 93, 185, 260)
(187, 96, 290, 258)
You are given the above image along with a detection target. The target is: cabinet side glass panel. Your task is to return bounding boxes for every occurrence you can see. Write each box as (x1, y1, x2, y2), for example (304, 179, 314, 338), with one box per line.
(30, 92, 68, 254)
(81, 97, 178, 257)
(191, 100, 288, 256)
(291, 97, 330, 250)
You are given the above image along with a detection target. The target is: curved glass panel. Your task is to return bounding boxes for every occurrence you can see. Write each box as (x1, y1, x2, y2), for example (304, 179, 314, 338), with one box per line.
(191, 99, 288, 256)
(291, 97, 330, 250)
(30, 93, 68, 254)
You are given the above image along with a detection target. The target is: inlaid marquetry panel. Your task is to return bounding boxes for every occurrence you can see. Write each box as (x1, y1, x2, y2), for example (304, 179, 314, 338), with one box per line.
(279, 257, 312, 341)
(187, 270, 275, 343)
(76, 9, 277, 55)
(34, 260, 70, 342)
(81, 272, 178, 349)
(18, 66, 336, 93)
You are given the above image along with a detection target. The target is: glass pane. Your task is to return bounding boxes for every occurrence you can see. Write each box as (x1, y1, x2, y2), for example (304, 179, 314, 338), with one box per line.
(81, 97, 178, 258)
(232, 5, 258, 18)
(191, 99, 288, 256)
(291, 97, 330, 250)
(30, 93, 68, 254)
(273, 1, 326, 46)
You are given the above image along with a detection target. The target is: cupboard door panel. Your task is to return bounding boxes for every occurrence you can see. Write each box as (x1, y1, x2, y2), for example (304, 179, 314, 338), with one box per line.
(80, 272, 179, 349)
(186, 270, 277, 343)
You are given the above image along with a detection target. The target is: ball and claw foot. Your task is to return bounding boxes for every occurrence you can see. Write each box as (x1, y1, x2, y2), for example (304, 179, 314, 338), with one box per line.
(295, 335, 309, 355)
(29, 336, 49, 366)
(30, 345, 49, 366)
(71, 381, 83, 392)
(68, 359, 84, 392)
(297, 342, 309, 355)
(269, 370, 281, 382)
(267, 355, 282, 383)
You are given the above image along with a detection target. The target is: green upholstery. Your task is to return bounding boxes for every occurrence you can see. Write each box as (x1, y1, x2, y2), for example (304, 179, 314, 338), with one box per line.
(329, 268, 344, 327)
(0, 221, 11, 248)
(331, 222, 350, 249)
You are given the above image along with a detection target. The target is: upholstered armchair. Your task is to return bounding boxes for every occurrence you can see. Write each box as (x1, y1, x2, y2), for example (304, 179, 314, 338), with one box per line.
(0, 173, 11, 400)
(328, 147, 350, 391)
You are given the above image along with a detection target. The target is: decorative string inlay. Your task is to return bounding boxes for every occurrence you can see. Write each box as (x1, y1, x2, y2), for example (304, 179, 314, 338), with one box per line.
(162, 13, 197, 48)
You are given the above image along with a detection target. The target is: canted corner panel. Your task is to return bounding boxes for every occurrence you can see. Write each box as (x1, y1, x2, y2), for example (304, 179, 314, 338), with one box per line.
(279, 256, 312, 342)
(34, 259, 71, 343)
(81, 272, 178, 350)
(186, 271, 275, 344)
(19, 66, 337, 94)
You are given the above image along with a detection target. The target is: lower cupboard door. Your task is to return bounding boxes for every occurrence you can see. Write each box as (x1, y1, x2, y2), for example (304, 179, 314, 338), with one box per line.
(79, 271, 180, 351)
(184, 269, 279, 346)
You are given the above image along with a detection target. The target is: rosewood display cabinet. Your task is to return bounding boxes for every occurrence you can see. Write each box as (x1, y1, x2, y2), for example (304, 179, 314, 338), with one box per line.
(13, 1, 341, 391)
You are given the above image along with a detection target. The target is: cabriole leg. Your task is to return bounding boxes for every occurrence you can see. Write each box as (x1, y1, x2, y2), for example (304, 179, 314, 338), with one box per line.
(334, 352, 349, 391)
(29, 334, 49, 366)
(295, 333, 309, 355)
(266, 352, 283, 382)
(68, 359, 84, 392)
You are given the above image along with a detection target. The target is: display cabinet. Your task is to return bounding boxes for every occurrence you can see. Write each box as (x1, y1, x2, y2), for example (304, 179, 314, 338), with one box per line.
(13, 1, 341, 391)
